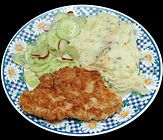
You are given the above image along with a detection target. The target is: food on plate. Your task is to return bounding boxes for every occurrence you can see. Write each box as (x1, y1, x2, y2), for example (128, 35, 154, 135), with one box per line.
(13, 12, 83, 88)
(19, 67, 122, 121)
(14, 11, 149, 121)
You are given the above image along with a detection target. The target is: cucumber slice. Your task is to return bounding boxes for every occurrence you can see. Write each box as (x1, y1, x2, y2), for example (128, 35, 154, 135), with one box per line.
(24, 70, 40, 88)
(54, 13, 69, 22)
(36, 32, 47, 48)
(13, 52, 25, 66)
(49, 49, 58, 56)
(50, 58, 79, 72)
(69, 15, 86, 27)
(74, 59, 80, 67)
(31, 47, 39, 55)
(56, 19, 80, 40)
(33, 53, 53, 65)
(50, 59, 71, 72)
(31, 45, 48, 57)
(47, 29, 60, 50)
(38, 49, 49, 58)
(25, 49, 35, 64)
(62, 46, 79, 59)
(37, 66, 52, 77)
(51, 13, 69, 30)
(60, 61, 71, 67)
(50, 59, 62, 72)
(58, 39, 69, 51)
(49, 49, 62, 58)
(34, 32, 49, 57)
(29, 63, 49, 72)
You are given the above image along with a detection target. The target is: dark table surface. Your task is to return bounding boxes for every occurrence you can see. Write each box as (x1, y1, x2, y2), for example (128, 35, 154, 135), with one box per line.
(0, 0, 162, 139)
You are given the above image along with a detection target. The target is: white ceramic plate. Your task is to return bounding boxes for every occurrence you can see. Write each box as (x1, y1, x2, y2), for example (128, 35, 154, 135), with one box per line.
(1, 5, 162, 136)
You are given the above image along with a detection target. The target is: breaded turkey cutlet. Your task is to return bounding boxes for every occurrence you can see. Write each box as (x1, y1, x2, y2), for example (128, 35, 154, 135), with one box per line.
(19, 67, 122, 121)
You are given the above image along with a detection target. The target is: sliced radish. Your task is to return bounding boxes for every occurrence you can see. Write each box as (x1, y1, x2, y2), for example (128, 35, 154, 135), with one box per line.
(43, 25, 49, 32)
(62, 54, 73, 61)
(58, 39, 69, 50)
(67, 11, 74, 15)
(62, 57, 73, 61)
(31, 54, 40, 57)
(39, 51, 49, 59)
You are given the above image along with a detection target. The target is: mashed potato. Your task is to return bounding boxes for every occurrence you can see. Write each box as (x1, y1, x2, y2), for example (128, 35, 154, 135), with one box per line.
(70, 13, 148, 99)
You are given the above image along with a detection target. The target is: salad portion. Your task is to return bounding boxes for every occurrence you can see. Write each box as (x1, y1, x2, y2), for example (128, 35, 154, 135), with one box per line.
(13, 12, 85, 88)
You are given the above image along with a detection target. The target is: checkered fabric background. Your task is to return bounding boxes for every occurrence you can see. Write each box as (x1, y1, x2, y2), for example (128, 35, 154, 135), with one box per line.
(1, 5, 161, 135)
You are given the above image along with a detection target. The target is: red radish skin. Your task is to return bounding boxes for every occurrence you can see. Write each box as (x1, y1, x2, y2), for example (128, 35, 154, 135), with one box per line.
(62, 57, 73, 61)
(39, 51, 49, 59)
(43, 28, 49, 32)
(58, 39, 62, 50)
(67, 11, 74, 15)
(31, 54, 40, 57)
(43, 25, 49, 32)
(58, 39, 69, 50)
